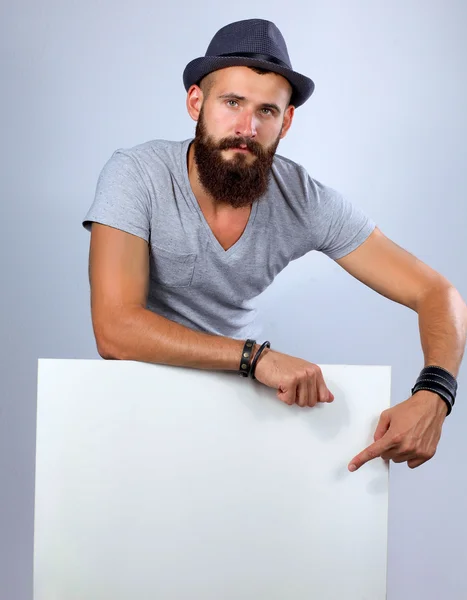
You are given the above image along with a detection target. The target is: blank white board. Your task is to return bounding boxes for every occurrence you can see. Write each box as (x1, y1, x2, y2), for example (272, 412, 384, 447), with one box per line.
(34, 359, 390, 600)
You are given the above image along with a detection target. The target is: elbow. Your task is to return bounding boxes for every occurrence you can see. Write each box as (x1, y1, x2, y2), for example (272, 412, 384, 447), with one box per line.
(94, 322, 122, 360)
(96, 341, 118, 360)
(96, 336, 119, 360)
(416, 282, 462, 309)
(92, 306, 143, 360)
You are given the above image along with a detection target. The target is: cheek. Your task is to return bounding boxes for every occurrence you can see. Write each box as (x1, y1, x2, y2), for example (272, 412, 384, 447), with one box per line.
(207, 110, 237, 138)
(263, 123, 283, 143)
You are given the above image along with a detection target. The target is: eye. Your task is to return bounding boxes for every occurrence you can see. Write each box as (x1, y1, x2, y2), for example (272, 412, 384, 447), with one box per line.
(227, 100, 239, 108)
(260, 108, 273, 116)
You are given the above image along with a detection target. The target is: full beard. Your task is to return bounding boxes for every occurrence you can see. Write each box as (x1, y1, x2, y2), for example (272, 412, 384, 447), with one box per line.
(192, 109, 282, 209)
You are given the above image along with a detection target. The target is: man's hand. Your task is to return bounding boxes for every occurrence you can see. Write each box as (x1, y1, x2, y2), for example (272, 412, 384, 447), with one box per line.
(348, 390, 448, 471)
(253, 349, 334, 407)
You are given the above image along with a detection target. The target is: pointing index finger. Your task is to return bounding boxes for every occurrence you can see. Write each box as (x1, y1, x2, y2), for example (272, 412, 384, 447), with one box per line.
(348, 436, 394, 472)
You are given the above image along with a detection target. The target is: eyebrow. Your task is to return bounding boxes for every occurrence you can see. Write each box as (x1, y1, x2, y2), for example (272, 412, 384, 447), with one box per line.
(218, 93, 282, 114)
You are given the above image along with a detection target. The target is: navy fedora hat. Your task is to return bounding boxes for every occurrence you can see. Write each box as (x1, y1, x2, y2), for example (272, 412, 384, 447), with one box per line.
(183, 19, 315, 108)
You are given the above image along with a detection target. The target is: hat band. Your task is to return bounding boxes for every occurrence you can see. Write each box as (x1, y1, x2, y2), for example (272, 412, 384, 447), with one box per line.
(217, 51, 290, 70)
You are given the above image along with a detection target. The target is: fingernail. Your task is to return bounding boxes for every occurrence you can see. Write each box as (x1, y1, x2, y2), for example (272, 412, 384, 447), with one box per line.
(349, 464, 357, 472)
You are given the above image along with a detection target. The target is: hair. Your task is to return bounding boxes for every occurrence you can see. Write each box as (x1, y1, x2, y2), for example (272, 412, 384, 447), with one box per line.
(199, 66, 294, 107)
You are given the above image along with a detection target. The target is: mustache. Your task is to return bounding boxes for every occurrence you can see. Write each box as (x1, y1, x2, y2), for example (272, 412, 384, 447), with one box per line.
(217, 137, 264, 156)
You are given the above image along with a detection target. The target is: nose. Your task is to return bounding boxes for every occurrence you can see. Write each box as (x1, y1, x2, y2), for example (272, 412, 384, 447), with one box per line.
(235, 110, 257, 139)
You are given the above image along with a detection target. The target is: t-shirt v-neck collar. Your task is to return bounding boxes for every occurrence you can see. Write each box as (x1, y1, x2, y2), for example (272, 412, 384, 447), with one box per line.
(180, 138, 259, 259)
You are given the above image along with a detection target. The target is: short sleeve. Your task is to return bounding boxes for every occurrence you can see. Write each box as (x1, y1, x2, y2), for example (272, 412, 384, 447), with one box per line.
(308, 176, 376, 260)
(82, 150, 151, 241)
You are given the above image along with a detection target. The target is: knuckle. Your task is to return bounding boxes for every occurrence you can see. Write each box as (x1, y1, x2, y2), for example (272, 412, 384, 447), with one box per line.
(304, 365, 320, 379)
(399, 442, 413, 454)
(292, 374, 302, 386)
(421, 449, 435, 461)
(404, 443, 418, 455)
(391, 433, 404, 446)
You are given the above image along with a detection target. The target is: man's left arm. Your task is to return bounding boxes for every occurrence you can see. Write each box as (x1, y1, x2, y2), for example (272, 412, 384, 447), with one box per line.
(334, 226, 467, 470)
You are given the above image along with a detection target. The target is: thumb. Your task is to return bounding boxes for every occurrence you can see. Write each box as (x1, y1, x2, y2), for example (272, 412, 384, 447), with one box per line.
(277, 384, 295, 406)
(373, 410, 391, 442)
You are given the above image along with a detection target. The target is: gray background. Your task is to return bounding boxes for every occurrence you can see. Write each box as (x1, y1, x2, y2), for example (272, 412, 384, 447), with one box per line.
(1, 1, 466, 598)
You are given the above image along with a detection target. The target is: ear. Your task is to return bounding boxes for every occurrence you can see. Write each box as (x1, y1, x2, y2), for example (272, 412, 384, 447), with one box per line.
(279, 105, 295, 139)
(186, 85, 204, 122)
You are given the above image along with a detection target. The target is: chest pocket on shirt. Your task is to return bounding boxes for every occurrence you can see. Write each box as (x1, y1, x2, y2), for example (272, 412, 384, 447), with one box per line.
(149, 244, 197, 287)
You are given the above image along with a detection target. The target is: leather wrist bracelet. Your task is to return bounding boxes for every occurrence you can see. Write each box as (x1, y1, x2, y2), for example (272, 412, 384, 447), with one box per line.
(412, 383, 453, 415)
(411, 365, 457, 416)
(419, 365, 458, 394)
(250, 341, 271, 380)
(412, 377, 456, 402)
(239, 339, 256, 377)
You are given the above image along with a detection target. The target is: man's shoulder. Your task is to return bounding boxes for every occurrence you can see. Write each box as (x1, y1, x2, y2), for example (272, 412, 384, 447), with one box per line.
(272, 152, 341, 201)
(109, 138, 189, 165)
(272, 151, 306, 174)
(272, 152, 325, 199)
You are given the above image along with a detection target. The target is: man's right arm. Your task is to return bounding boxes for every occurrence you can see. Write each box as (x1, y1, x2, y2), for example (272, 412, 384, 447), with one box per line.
(88, 223, 334, 407)
(89, 223, 246, 371)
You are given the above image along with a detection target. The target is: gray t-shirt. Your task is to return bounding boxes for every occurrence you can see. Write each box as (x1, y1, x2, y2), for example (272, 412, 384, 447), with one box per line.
(83, 138, 376, 340)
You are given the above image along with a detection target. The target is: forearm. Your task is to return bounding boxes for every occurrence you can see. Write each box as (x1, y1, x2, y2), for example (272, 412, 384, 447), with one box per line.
(416, 285, 467, 377)
(94, 306, 246, 371)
